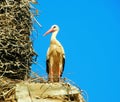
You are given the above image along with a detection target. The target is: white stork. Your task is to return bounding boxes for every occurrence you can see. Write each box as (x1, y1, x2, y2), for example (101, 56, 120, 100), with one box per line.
(43, 25, 65, 82)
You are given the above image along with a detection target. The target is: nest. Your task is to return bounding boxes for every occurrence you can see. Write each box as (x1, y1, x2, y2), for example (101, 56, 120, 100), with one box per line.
(0, 77, 85, 102)
(0, 0, 37, 80)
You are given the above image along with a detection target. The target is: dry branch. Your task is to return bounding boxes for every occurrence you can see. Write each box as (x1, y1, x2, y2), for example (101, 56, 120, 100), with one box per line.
(0, 0, 37, 80)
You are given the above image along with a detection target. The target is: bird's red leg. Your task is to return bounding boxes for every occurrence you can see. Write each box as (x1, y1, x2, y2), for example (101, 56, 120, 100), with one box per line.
(58, 68, 61, 82)
(50, 68, 53, 82)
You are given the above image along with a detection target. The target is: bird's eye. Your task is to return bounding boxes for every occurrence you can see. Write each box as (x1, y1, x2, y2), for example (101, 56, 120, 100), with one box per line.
(53, 26, 56, 28)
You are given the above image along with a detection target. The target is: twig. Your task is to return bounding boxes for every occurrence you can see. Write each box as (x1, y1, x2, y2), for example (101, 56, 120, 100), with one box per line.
(0, 67, 7, 78)
(33, 17, 42, 27)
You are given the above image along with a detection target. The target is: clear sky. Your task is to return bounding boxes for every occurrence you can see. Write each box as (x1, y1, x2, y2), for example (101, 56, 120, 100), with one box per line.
(31, 0, 120, 102)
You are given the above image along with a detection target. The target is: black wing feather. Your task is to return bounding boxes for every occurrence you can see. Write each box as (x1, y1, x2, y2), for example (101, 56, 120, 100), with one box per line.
(46, 59, 49, 74)
(61, 57, 65, 76)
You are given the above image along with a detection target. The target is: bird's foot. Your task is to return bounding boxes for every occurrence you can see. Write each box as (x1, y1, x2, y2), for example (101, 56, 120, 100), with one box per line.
(50, 78, 53, 82)
(48, 68, 53, 82)
(58, 68, 61, 81)
(48, 79, 53, 83)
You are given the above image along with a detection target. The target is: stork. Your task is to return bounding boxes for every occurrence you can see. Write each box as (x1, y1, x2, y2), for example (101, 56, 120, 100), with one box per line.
(43, 25, 65, 82)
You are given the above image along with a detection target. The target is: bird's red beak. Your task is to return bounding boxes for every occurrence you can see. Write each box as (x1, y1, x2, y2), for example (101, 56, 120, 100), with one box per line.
(43, 28, 54, 36)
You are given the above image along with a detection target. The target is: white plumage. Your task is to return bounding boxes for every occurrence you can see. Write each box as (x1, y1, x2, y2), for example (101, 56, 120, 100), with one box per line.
(43, 25, 65, 82)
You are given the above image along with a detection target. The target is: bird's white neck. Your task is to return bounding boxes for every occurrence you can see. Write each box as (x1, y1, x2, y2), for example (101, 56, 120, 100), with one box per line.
(51, 31, 58, 40)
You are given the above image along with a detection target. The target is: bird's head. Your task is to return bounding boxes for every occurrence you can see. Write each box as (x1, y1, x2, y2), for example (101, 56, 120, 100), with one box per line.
(43, 25, 59, 36)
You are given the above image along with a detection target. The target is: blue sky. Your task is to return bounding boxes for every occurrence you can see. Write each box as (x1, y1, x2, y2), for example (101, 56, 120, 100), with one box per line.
(32, 0, 120, 102)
